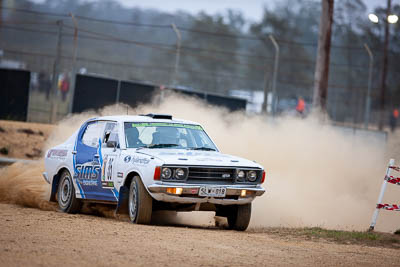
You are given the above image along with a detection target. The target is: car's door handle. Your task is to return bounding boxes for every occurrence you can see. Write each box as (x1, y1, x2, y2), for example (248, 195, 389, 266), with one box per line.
(72, 151, 77, 155)
(94, 154, 100, 158)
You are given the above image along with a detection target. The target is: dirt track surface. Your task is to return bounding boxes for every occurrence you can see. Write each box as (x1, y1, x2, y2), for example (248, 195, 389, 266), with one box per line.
(0, 203, 399, 267)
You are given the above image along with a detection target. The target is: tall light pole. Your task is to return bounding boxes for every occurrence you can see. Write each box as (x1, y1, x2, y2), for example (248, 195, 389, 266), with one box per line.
(260, 34, 279, 115)
(171, 23, 181, 87)
(50, 20, 63, 123)
(380, 0, 391, 131)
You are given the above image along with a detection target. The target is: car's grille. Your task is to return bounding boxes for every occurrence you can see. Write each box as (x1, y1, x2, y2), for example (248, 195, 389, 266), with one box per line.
(186, 167, 236, 184)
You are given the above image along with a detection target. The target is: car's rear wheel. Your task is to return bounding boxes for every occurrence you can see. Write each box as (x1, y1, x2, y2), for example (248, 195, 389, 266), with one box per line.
(227, 203, 252, 231)
(128, 176, 152, 224)
(57, 170, 82, 213)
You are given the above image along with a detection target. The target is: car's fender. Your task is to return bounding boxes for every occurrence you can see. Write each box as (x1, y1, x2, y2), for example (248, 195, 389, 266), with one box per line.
(117, 150, 163, 197)
(44, 143, 75, 201)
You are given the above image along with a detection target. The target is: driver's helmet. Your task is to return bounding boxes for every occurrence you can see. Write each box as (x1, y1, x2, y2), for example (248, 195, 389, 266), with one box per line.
(126, 127, 140, 147)
(156, 126, 179, 144)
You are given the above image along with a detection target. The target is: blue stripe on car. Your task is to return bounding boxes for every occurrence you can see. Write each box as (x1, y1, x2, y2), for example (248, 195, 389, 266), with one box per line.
(73, 131, 85, 198)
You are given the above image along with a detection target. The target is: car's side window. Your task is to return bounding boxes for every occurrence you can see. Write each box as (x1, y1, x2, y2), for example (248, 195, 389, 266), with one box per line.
(81, 121, 105, 148)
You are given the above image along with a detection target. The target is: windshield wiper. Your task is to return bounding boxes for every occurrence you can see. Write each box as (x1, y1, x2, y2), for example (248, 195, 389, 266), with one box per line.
(187, 147, 216, 151)
(146, 143, 179, 148)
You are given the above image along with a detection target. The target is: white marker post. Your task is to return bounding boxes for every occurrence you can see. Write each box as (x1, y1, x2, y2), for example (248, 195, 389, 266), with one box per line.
(369, 158, 394, 231)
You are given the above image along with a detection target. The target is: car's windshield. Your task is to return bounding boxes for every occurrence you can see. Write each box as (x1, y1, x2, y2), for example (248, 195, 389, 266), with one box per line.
(124, 122, 218, 151)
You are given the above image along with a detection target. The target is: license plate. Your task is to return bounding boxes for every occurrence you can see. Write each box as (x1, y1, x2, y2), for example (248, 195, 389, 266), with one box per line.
(198, 187, 226, 197)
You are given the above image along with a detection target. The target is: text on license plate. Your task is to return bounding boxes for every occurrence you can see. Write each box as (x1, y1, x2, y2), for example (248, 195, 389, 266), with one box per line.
(198, 187, 226, 197)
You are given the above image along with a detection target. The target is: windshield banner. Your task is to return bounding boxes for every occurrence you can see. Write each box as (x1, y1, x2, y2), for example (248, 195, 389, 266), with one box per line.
(131, 122, 203, 130)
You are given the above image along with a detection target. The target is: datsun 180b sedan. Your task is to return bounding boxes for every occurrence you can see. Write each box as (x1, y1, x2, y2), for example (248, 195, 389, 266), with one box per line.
(43, 114, 266, 231)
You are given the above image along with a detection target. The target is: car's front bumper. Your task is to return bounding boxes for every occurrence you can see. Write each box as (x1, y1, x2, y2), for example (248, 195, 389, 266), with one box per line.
(147, 183, 265, 205)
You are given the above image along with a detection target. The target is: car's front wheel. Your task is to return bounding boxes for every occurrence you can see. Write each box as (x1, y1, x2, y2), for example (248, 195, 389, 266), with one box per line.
(227, 203, 252, 231)
(128, 176, 152, 224)
(57, 170, 82, 213)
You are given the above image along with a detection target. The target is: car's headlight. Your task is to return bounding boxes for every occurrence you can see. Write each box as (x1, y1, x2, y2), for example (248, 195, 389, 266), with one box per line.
(174, 168, 186, 179)
(247, 170, 257, 182)
(237, 170, 245, 181)
(162, 168, 172, 179)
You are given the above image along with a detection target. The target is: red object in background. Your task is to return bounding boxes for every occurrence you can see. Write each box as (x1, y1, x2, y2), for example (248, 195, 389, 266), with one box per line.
(393, 109, 399, 118)
(296, 98, 305, 113)
(60, 78, 69, 92)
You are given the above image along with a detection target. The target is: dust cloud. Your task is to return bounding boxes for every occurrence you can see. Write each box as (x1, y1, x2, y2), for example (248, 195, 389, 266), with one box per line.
(1, 92, 399, 232)
(0, 161, 119, 218)
(136, 93, 400, 232)
(0, 161, 56, 211)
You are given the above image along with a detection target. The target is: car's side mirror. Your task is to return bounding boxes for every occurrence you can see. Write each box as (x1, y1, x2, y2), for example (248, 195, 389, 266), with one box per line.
(106, 140, 117, 148)
(104, 131, 111, 143)
(106, 132, 119, 149)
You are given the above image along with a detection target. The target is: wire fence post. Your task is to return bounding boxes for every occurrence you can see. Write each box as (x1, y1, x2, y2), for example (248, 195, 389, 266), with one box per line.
(50, 19, 63, 123)
(364, 43, 374, 129)
(116, 80, 121, 104)
(369, 158, 394, 231)
(68, 13, 79, 114)
(378, 0, 392, 131)
(171, 23, 181, 87)
(269, 34, 279, 115)
(261, 68, 270, 114)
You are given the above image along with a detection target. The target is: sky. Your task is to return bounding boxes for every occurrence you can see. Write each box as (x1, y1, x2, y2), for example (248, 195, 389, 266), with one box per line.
(112, 0, 386, 21)
(28, 0, 390, 22)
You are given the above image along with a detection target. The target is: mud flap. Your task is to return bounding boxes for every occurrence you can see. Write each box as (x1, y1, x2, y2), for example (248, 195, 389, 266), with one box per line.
(50, 174, 61, 202)
(116, 186, 129, 214)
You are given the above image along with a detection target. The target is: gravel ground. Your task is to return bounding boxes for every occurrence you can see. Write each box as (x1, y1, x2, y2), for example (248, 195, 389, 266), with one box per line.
(1, 203, 400, 267)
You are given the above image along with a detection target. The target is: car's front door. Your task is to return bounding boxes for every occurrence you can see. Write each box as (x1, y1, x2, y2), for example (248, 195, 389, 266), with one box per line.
(99, 121, 120, 200)
(74, 120, 118, 202)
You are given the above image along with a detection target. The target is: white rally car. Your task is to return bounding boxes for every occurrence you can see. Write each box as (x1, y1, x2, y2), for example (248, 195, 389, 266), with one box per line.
(44, 114, 265, 230)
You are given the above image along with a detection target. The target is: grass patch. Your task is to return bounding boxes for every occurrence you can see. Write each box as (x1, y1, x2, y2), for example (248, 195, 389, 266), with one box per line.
(249, 227, 400, 249)
(300, 227, 379, 241)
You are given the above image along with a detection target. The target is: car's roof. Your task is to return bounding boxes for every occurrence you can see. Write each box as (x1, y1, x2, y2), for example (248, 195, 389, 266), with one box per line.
(92, 115, 200, 125)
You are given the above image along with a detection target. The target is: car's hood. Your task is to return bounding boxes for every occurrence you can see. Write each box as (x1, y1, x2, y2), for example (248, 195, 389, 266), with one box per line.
(135, 148, 262, 168)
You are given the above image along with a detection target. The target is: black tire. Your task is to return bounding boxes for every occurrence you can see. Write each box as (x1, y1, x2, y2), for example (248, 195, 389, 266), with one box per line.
(227, 203, 252, 231)
(128, 176, 152, 224)
(57, 170, 82, 213)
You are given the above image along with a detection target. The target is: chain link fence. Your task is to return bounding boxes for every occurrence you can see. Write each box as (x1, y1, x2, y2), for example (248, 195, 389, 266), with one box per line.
(0, 7, 395, 129)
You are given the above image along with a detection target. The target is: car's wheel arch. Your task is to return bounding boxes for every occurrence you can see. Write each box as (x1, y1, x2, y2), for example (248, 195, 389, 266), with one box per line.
(117, 170, 152, 214)
(121, 168, 153, 194)
(50, 166, 73, 202)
